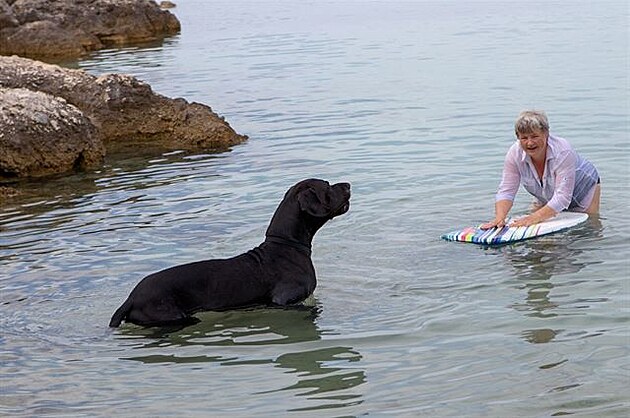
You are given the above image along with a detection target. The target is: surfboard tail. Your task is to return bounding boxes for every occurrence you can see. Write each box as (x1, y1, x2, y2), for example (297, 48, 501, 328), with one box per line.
(109, 298, 132, 328)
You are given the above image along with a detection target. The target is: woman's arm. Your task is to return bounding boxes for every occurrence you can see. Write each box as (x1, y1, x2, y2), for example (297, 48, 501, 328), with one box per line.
(509, 149, 577, 227)
(546, 150, 577, 212)
(481, 199, 513, 229)
(509, 204, 557, 227)
(481, 145, 520, 230)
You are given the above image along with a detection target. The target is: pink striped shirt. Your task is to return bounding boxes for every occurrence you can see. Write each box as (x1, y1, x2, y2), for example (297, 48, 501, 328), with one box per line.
(495, 134, 599, 212)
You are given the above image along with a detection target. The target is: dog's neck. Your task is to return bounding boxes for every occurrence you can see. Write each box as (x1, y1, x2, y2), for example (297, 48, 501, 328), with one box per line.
(265, 235, 312, 256)
(264, 199, 319, 257)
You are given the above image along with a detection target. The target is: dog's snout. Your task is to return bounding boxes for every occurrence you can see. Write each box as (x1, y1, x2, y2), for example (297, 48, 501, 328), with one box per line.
(335, 182, 351, 195)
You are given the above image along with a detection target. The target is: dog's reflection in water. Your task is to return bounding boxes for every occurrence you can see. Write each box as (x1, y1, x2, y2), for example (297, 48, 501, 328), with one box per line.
(117, 302, 366, 408)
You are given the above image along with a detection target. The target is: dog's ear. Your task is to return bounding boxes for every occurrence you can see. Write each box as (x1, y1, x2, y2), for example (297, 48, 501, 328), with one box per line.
(297, 187, 330, 217)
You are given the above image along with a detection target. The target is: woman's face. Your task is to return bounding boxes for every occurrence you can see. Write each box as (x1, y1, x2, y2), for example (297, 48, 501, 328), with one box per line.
(517, 129, 548, 160)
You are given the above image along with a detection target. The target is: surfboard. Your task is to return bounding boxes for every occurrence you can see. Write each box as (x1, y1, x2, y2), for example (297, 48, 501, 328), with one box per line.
(441, 211, 589, 245)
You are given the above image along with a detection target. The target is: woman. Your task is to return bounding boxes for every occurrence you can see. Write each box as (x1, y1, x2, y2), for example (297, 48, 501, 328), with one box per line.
(482, 110, 600, 230)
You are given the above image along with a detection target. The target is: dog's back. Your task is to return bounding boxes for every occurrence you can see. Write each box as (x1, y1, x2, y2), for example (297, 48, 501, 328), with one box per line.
(109, 244, 315, 327)
(110, 252, 270, 327)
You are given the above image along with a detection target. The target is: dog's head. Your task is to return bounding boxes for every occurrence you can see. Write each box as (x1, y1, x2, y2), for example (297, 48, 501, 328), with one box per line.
(294, 178, 351, 219)
(266, 179, 351, 244)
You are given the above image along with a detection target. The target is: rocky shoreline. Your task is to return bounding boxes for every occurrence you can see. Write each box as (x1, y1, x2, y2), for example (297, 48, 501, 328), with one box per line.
(0, 1, 248, 197)
(0, 55, 248, 179)
(0, 0, 181, 60)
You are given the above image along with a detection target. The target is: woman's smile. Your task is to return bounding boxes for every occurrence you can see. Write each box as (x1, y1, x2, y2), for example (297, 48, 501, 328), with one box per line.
(517, 130, 547, 158)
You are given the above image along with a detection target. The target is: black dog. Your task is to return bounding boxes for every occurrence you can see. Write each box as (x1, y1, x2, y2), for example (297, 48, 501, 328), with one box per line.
(109, 179, 351, 327)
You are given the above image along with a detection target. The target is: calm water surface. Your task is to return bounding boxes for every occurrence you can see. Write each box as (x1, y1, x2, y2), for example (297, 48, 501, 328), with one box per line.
(1, 1, 629, 416)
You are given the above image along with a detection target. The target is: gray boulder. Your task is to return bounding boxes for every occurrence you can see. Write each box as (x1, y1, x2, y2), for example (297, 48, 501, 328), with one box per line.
(0, 55, 248, 180)
(0, 55, 248, 150)
(0, 87, 105, 177)
(0, 0, 19, 29)
(0, 0, 180, 60)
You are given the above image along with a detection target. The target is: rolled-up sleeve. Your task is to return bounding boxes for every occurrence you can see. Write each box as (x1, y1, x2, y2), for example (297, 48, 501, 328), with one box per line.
(547, 150, 576, 212)
(496, 144, 521, 202)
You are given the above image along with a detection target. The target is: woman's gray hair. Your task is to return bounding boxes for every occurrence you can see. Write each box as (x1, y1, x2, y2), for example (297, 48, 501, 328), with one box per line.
(514, 110, 549, 135)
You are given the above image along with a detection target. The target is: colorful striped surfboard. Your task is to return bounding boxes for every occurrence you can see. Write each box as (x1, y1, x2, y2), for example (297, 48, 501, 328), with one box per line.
(441, 212, 589, 245)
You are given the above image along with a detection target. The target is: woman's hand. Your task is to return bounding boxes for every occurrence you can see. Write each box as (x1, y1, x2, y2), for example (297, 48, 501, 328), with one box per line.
(480, 218, 506, 230)
(481, 200, 513, 230)
(509, 214, 540, 227)
(510, 205, 557, 227)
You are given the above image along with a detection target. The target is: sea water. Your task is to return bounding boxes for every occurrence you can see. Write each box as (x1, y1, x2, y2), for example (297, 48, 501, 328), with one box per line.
(1, 1, 628, 416)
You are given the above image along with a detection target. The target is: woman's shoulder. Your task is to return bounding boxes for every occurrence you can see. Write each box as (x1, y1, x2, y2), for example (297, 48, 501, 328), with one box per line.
(548, 133, 575, 153)
(549, 133, 572, 147)
(506, 140, 522, 157)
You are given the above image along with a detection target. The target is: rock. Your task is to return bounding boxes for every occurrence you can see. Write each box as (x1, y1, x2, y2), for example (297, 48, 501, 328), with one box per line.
(0, 0, 19, 28)
(0, 0, 180, 60)
(0, 56, 248, 151)
(0, 20, 100, 59)
(0, 186, 19, 198)
(89, 74, 248, 149)
(160, 1, 176, 9)
(0, 55, 247, 179)
(0, 87, 105, 178)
